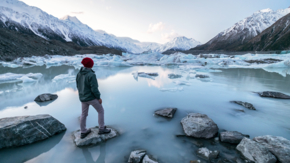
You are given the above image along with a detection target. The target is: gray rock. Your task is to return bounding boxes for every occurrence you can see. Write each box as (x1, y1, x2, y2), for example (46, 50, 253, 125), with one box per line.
(0, 114, 66, 149)
(257, 91, 290, 99)
(220, 131, 249, 144)
(231, 101, 256, 110)
(195, 74, 209, 78)
(154, 108, 177, 118)
(72, 126, 118, 147)
(142, 155, 158, 163)
(168, 74, 182, 79)
(253, 135, 290, 163)
(181, 113, 219, 139)
(34, 93, 58, 102)
(196, 147, 219, 160)
(236, 138, 277, 163)
(128, 150, 146, 163)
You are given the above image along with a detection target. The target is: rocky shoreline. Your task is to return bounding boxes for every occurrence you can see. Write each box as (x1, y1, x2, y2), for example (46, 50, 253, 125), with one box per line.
(0, 91, 290, 162)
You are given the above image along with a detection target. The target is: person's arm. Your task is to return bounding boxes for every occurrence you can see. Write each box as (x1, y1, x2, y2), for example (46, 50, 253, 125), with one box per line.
(89, 74, 101, 100)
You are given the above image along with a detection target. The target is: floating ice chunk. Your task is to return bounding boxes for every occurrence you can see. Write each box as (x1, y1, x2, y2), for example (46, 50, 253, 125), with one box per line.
(196, 69, 222, 73)
(0, 73, 42, 84)
(18, 76, 36, 83)
(52, 74, 75, 83)
(132, 71, 139, 81)
(0, 62, 22, 68)
(173, 81, 191, 86)
(138, 73, 155, 80)
(160, 87, 183, 92)
(168, 74, 182, 79)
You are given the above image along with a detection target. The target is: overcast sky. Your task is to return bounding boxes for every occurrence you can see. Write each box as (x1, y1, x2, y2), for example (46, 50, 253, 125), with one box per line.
(21, 0, 289, 44)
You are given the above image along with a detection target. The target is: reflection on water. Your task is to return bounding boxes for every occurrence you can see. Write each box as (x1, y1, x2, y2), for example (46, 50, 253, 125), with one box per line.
(0, 65, 290, 163)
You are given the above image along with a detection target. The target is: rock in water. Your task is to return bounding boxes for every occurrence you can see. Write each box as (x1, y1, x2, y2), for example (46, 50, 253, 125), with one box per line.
(128, 150, 146, 163)
(236, 138, 277, 163)
(196, 147, 219, 160)
(142, 155, 158, 163)
(154, 108, 177, 118)
(231, 101, 256, 110)
(168, 74, 182, 79)
(195, 74, 209, 78)
(0, 114, 66, 149)
(253, 135, 290, 163)
(72, 126, 118, 147)
(180, 113, 218, 139)
(257, 91, 290, 99)
(34, 93, 58, 102)
(220, 131, 249, 144)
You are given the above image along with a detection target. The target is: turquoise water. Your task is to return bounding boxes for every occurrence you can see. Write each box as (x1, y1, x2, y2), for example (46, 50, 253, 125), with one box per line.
(0, 65, 290, 163)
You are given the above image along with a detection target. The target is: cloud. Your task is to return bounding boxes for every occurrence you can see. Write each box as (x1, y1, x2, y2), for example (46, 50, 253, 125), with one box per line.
(147, 22, 165, 33)
(161, 30, 180, 42)
(106, 6, 112, 10)
(70, 12, 84, 15)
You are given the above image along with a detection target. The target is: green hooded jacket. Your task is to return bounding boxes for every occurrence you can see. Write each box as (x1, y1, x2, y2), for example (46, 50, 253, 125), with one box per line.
(76, 67, 101, 102)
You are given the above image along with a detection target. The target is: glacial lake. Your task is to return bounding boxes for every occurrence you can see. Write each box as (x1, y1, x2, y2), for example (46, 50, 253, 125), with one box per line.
(0, 64, 290, 163)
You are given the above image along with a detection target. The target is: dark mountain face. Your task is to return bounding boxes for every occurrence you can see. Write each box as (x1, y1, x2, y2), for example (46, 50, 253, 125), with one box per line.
(0, 28, 123, 61)
(238, 13, 290, 51)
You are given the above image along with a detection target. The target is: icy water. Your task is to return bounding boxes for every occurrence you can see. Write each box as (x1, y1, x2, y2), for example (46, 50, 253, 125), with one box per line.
(0, 65, 290, 163)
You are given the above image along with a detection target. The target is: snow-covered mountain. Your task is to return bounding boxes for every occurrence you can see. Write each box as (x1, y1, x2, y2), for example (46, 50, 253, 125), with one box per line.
(0, 0, 200, 53)
(156, 36, 201, 52)
(194, 8, 290, 51)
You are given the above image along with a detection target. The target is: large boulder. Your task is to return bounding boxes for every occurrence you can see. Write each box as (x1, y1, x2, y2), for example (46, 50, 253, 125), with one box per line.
(231, 101, 256, 110)
(72, 126, 118, 147)
(142, 155, 158, 163)
(34, 93, 58, 102)
(154, 108, 177, 118)
(257, 91, 290, 99)
(253, 135, 290, 163)
(220, 131, 249, 144)
(128, 150, 146, 163)
(0, 114, 66, 149)
(181, 113, 219, 139)
(236, 138, 277, 163)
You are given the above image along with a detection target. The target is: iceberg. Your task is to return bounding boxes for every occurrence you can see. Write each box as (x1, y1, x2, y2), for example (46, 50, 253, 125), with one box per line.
(0, 73, 42, 84)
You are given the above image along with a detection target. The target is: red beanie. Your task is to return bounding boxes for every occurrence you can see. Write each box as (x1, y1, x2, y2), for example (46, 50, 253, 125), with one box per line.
(81, 57, 94, 68)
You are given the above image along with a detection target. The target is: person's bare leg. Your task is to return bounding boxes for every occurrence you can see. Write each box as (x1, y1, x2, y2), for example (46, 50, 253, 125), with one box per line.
(80, 102, 90, 133)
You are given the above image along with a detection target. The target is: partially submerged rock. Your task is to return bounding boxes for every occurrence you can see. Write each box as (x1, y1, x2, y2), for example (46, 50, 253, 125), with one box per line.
(195, 74, 209, 78)
(128, 150, 146, 163)
(154, 108, 177, 118)
(0, 114, 66, 149)
(168, 74, 182, 79)
(253, 135, 290, 163)
(236, 138, 277, 163)
(34, 93, 58, 102)
(257, 91, 290, 99)
(72, 126, 118, 147)
(142, 155, 158, 163)
(196, 147, 219, 160)
(231, 101, 256, 110)
(220, 131, 249, 144)
(181, 113, 219, 139)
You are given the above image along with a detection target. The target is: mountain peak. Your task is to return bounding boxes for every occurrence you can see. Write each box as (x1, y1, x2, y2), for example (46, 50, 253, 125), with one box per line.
(258, 8, 272, 13)
(61, 15, 82, 24)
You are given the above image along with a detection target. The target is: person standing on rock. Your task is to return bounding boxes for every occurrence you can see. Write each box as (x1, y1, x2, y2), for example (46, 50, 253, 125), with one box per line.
(76, 57, 111, 139)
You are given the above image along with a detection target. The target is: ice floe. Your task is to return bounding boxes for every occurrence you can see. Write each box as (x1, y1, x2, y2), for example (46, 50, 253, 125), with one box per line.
(1, 52, 290, 72)
(0, 73, 42, 84)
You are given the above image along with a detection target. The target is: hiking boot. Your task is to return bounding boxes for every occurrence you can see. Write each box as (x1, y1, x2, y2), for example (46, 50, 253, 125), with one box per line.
(81, 129, 91, 139)
(98, 126, 111, 135)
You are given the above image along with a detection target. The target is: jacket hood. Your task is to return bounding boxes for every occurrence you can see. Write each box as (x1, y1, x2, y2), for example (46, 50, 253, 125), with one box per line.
(79, 67, 94, 75)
